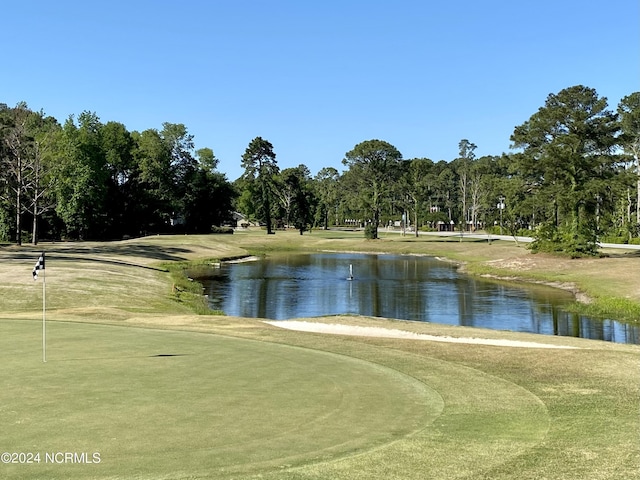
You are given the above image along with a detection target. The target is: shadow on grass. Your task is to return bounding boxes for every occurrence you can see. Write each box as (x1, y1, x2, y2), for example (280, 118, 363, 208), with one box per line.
(606, 249, 640, 258)
(53, 243, 192, 262)
(1, 243, 195, 270)
(47, 353, 192, 362)
(52, 255, 170, 272)
(392, 237, 494, 244)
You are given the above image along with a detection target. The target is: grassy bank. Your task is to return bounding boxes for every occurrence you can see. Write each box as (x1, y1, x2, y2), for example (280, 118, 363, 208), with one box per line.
(0, 231, 638, 479)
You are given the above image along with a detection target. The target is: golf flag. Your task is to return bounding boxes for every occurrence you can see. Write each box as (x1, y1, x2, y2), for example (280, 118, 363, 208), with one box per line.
(33, 252, 45, 280)
(32, 252, 47, 362)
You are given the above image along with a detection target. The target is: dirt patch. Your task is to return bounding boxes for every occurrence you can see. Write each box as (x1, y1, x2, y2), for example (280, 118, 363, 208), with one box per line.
(484, 257, 537, 271)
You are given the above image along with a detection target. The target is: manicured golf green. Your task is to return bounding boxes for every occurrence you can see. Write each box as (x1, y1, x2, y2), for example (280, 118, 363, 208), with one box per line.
(1, 319, 441, 479)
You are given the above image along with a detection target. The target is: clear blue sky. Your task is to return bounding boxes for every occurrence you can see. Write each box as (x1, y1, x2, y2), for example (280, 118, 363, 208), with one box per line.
(3, 0, 638, 180)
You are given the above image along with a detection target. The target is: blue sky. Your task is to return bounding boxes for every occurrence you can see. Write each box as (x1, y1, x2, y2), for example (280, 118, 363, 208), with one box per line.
(3, 1, 638, 180)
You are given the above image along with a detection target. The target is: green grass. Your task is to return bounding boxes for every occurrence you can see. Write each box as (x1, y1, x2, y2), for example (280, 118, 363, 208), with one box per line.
(0, 320, 442, 479)
(564, 296, 640, 321)
(0, 231, 638, 479)
(0, 318, 569, 480)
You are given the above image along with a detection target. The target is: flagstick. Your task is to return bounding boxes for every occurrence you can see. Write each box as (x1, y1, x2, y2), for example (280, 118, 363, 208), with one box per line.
(42, 267, 46, 363)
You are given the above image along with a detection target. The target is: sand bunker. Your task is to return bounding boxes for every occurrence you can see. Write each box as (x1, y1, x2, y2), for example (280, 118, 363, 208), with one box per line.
(264, 321, 578, 349)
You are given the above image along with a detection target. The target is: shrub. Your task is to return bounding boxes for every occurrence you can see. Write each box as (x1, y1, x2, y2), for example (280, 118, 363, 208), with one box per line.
(599, 236, 626, 244)
(211, 226, 234, 234)
(529, 223, 598, 258)
(364, 224, 377, 239)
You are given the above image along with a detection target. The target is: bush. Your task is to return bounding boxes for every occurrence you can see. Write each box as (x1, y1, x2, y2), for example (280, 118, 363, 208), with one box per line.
(210, 226, 234, 234)
(529, 223, 598, 258)
(599, 235, 640, 245)
(599, 236, 626, 244)
(364, 224, 377, 239)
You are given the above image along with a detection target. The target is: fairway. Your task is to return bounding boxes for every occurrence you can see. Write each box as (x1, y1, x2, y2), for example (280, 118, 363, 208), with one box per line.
(1, 319, 441, 479)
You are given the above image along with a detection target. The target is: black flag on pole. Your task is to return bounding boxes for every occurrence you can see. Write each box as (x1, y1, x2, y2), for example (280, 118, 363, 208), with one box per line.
(33, 252, 45, 280)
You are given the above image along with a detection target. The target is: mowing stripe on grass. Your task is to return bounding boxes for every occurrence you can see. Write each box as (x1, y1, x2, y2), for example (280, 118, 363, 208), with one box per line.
(0, 319, 441, 479)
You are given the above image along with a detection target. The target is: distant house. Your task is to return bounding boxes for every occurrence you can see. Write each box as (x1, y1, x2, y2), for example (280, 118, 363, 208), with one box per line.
(233, 212, 258, 228)
(170, 213, 185, 227)
(436, 221, 455, 232)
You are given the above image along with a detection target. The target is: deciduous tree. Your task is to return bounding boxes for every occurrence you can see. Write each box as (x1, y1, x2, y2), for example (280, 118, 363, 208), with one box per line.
(342, 139, 403, 239)
(52, 112, 110, 239)
(28, 112, 60, 244)
(0, 102, 34, 244)
(314, 167, 340, 229)
(403, 158, 435, 236)
(132, 128, 173, 233)
(455, 139, 477, 229)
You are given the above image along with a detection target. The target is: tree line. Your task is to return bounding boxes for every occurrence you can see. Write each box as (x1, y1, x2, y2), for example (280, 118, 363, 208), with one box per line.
(1, 85, 639, 255)
(238, 85, 640, 256)
(0, 105, 234, 244)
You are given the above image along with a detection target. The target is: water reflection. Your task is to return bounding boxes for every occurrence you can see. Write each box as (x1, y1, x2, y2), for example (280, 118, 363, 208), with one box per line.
(197, 253, 639, 344)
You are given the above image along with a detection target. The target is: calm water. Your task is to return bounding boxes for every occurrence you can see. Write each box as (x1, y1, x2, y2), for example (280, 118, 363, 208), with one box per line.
(196, 253, 639, 344)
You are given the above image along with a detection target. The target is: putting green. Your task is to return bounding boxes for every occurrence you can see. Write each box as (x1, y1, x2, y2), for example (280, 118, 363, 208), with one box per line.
(0, 320, 442, 479)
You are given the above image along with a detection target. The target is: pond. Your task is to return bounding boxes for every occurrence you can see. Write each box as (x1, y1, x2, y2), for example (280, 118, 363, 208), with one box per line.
(194, 253, 639, 345)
